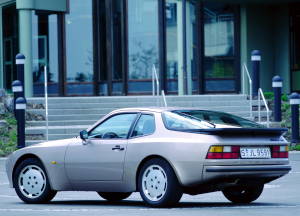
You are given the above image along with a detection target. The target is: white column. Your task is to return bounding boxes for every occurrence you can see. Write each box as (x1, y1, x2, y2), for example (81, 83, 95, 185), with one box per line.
(19, 9, 33, 97)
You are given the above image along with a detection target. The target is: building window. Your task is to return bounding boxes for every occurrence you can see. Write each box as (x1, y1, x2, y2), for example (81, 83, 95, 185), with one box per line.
(65, 0, 93, 95)
(128, 0, 159, 94)
(186, 0, 198, 94)
(2, 4, 18, 91)
(165, 0, 198, 94)
(166, 0, 179, 93)
(203, 3, 237, 92)
(290, 6, 300, 92)
(32, 12, 59, 96)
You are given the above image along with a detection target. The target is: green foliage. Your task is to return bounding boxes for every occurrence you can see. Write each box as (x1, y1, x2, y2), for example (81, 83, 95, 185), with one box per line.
(264, 92, 274, 100)
(264, 92, 289, 102)
(0, 113, 17, 157)
(290, 145, 300, 151)
(282, 103, 290, 112)
(281, 94, 289, 102)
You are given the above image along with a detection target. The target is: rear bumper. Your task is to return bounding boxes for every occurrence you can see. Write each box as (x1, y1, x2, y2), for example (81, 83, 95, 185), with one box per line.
(203, 164, 291, 183)
(206, 165, 291, 173)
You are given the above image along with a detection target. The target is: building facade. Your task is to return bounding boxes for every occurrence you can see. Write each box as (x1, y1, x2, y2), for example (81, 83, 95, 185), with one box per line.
(0, 0, 299, 97)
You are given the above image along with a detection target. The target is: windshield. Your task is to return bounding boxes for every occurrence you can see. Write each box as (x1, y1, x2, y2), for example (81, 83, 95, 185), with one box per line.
(162, 111, 214, 130)
(174, 110, 264, 128)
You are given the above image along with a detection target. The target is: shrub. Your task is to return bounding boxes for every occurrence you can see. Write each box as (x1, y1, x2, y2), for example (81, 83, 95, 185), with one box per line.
(0, 113, 17, 156)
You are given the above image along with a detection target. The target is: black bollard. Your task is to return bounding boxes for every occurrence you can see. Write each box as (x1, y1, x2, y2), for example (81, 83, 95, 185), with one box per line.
(289, 93, 300, 144)
(15, 97, 26, 149)
(11, 80, 23, 117)
(272, 75, 283, 122)
(15, 53, 25, 98)
(251, 50, 261, 97)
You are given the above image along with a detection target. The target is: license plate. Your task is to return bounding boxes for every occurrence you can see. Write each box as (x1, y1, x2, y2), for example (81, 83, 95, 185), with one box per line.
(240, 147, 271, 159)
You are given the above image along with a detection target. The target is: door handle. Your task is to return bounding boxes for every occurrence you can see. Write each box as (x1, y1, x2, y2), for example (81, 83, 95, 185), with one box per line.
(112, 145, 125, 151)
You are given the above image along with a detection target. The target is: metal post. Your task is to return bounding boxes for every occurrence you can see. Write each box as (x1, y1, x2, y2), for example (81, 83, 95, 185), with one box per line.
(15, 97, 26, 149)
(272, 75, 283, 122)
(242, 65, 245, 94)
(289, 93, 300, 143)
(44, 66, 49, 141)
(16, 54, 25, 98)
(12, 80, 23, 117)
(258, 89, 261, 122)
(251, 50, 261, 97)
(152, 66, 155, 96)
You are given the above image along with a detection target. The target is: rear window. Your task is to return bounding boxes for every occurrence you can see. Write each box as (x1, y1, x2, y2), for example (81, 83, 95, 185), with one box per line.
(174, 110, 264, 128)
(162, 111, 214, 130)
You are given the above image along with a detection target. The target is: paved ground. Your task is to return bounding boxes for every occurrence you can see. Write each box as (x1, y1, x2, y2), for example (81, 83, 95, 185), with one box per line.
(0, 153, 300, 216)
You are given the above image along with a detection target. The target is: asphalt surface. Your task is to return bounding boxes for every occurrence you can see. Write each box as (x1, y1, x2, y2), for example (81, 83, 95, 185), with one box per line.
(0, 153, 300, 216)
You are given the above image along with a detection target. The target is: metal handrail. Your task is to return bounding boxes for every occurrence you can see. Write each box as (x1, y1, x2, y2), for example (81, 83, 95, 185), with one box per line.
(258, 88, 270, 128)
(44, 66, 49, 141)
(242, 63, 253, 118)
(152, 65, 160, 106)
(161, 90, 167, 107)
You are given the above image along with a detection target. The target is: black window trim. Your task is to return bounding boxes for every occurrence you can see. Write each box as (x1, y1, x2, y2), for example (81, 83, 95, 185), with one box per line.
(128, 113, 156, 139)
(87, 112, 139, 140)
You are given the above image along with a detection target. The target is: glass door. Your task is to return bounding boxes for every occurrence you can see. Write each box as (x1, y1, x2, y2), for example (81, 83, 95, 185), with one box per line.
(203, 3, 238, 93)
(32, 12, 59, 96)
(95, 0, 126, 96)
(111, 0, 125, 95)
(65, 0, 94, 96)
(165, 0, 198, 95)
(2, 4, 18, 91)
(290, 6, 300, 92)
(127, 0, 159, 95)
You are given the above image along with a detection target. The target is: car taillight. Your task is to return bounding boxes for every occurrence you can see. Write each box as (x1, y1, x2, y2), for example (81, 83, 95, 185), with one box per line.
(272, 145, 289, 158)
(206, 146, 240, 159)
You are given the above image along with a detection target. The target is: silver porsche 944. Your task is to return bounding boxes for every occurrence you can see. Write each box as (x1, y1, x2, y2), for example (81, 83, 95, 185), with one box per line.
(6, 107, 291, 207)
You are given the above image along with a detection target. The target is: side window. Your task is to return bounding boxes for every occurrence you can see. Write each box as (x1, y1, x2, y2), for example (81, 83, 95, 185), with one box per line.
(89, 113, 137, 139)
(131, 114, 155, 138)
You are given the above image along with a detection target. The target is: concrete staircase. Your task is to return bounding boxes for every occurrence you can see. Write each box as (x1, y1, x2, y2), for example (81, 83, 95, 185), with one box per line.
(25, 95, 270, 146)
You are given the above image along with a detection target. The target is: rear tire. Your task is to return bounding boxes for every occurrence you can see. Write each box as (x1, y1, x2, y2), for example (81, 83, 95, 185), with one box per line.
(138, 158, 183, 207)
(222, 184, 264, 204)
(13, 158, 57, 204)
(97, 192, 132, 201)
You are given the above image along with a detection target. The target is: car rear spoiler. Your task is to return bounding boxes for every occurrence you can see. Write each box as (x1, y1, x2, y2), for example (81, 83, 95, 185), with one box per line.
(182, 128, 288, 137)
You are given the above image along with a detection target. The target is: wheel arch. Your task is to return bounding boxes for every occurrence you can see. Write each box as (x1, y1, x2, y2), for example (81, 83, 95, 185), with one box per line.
(135, 155, 182, 191)
(12, 154, 52, 189)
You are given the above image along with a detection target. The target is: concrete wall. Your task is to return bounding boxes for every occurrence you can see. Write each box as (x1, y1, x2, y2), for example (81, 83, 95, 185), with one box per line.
(243, 4, 290, 93)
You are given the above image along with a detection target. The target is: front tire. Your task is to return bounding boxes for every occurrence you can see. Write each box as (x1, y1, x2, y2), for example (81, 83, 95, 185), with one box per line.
(13, 158, 57, 204)
(138, 158, 183, 207)
(97, 192, 132, 201)
(222, 184, 264, 204)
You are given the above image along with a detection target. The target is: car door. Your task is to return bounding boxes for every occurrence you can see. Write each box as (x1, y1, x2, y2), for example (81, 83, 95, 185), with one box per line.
(65, 113, 138, 182)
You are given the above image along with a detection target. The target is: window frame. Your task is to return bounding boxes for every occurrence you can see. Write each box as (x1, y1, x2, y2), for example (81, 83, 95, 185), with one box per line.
(129, 113, 156, 139)
(87, 112, 139, 140)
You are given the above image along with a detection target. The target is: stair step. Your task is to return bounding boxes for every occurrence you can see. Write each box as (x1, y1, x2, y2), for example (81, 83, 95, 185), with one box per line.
(24, 95, 272, 144)
(27, 94, 248, 104)
(27, 120, 96, 127)
(25, 125, 88, 135)
(27, 106, 254, 116)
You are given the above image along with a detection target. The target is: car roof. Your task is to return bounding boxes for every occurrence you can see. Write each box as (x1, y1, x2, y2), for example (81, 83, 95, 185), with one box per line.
(112, 107, 172, 113)
(112, 107, 214, 113)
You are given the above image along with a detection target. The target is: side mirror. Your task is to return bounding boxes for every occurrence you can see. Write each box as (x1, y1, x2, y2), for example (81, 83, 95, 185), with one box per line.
(79, 130, 89, 140)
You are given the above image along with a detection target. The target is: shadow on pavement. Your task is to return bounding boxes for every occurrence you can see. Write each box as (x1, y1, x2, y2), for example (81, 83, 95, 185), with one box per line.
(42, 200, 287, 208)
